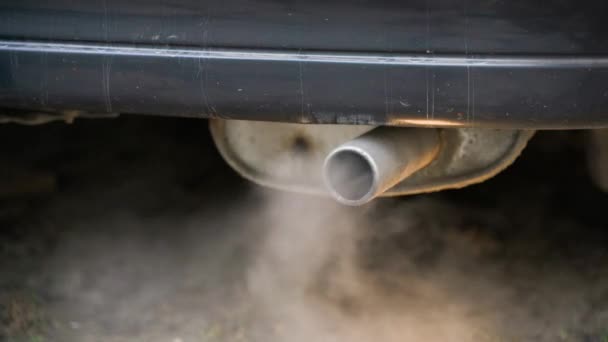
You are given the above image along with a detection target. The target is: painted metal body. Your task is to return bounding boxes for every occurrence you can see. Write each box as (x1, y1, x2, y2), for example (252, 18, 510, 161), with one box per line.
(1, 0, 608, 128)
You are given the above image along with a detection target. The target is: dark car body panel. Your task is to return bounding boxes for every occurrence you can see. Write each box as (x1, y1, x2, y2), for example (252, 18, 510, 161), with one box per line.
(1, 0, 608, 128)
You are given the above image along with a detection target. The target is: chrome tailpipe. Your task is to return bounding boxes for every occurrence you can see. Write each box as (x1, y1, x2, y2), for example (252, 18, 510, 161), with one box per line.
(323, 127, 441, 206)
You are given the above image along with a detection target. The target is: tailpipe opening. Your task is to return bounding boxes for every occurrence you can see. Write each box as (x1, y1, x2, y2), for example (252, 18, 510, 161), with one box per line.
(323, 127, 440, 206)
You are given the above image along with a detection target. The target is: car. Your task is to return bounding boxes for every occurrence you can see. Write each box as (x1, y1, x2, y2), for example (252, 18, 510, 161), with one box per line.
(2, 0, 607, 205)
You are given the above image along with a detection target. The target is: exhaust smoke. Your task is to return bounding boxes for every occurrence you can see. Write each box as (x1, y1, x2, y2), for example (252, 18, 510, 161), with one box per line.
(1, 118, 606, 342)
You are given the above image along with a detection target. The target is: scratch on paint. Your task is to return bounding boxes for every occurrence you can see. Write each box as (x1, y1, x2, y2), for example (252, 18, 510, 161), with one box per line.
(472, 68, 476, 123)
(467, 66, 471, 123)
(102, 56, 113, 112)
(40, 52, 48, 107)
(201, 6, 211, 47)
(425, 0, 432, 120)
(9, 51, 18, 82)
(426, 0, 431, 52)
(298, 50, 305, 119)
(102, 0, 109, 42)
(383, 69, 389, 118)
(431, 72, 436, 119)
(463, 0, 470, 122)
(197, 58, 212, 115)
(425, 69, 430, 120)
(200, 5, 216, 116)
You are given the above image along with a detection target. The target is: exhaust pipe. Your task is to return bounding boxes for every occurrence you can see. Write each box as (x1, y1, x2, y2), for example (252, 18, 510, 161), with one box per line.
(323, 127, 440, 206)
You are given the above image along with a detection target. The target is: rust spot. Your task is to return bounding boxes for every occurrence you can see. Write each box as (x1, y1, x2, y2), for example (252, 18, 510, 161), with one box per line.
(291, 135, 311, 155)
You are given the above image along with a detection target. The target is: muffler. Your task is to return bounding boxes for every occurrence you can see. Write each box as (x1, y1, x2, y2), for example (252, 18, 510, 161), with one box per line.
(323, 127, 440, 206)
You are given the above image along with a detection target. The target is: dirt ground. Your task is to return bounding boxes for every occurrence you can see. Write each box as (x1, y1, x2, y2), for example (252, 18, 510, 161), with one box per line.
(0, 116, 606, 342)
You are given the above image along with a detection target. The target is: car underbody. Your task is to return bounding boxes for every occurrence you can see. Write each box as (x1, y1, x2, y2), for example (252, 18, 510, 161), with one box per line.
(2, 0, 608, 203)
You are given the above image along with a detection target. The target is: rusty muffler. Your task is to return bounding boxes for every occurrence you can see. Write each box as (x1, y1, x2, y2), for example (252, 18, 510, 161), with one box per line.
(323, 127, 441, 206)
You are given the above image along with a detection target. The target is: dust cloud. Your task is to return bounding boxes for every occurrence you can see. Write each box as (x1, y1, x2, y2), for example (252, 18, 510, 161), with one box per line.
(0, 119, 607, 342)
